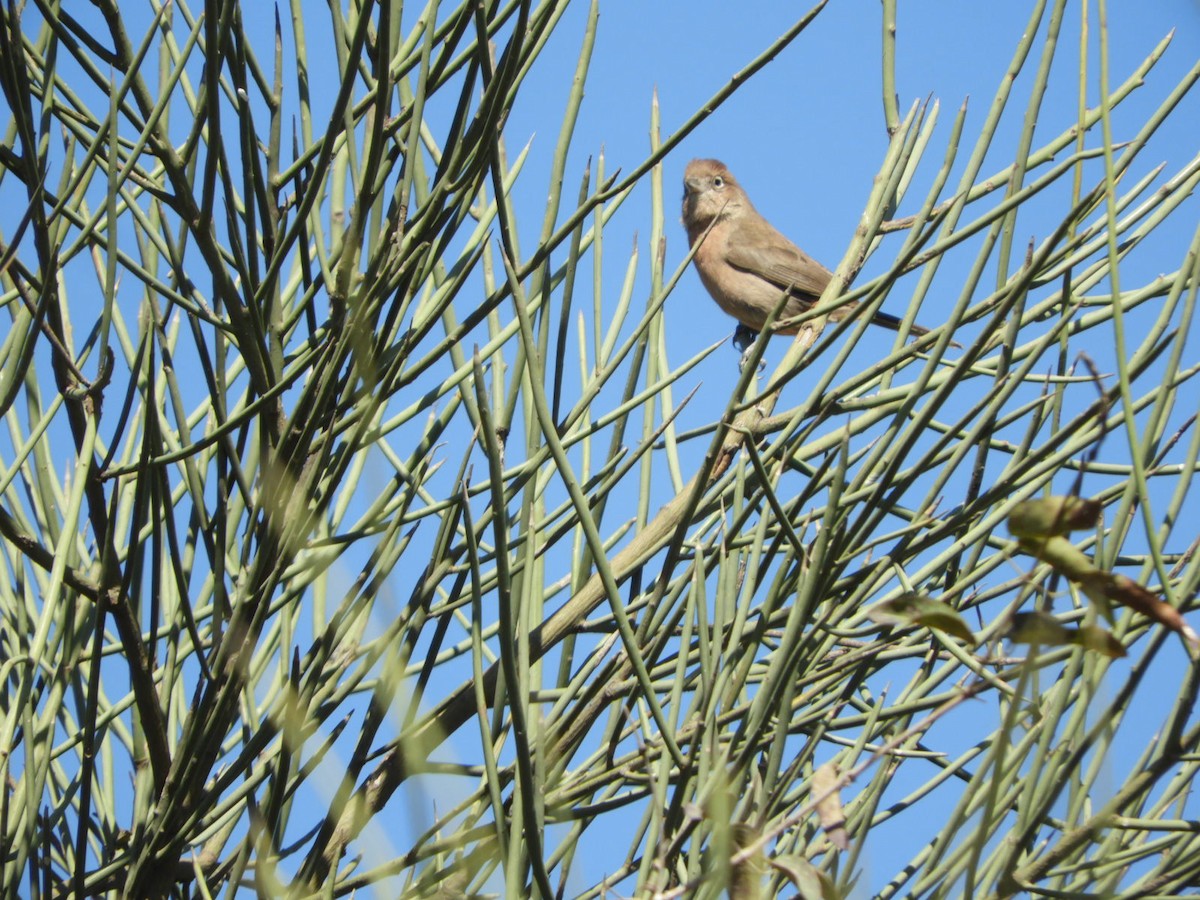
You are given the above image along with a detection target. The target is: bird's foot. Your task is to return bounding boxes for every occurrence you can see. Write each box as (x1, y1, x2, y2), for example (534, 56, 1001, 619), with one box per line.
(732, 324, 757, 355)
(734, 325, 766, 373)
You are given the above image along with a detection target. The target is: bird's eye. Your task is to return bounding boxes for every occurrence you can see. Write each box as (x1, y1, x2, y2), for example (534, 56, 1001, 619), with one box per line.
(712, 176, 724, 188)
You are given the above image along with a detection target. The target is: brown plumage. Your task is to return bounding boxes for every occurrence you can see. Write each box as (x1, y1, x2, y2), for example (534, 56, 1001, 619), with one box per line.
(681, 158, 936, 340)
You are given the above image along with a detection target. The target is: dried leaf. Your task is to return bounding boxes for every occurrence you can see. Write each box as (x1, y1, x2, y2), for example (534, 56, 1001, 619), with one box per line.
(1018, 535, 1095, 581)
(1009, 610, 1071, 645)
(867, 592, 975, 644)
(1008, 496, 1102, 538)
(811, 762, 850, 851)
(729, 823, 765, 900)
(1073, 624, 1128, 658)
(770, 854, 840, 900)
(1009, 612, 1126, 658)
(1098, 574, 1200, 648)
(1016, 535, 1198, 648)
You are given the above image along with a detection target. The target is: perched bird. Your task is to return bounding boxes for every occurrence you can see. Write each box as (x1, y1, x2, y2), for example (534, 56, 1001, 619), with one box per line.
(681, 158, 943, 347)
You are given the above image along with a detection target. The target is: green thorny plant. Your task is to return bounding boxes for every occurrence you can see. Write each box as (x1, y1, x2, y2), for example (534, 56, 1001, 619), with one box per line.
(0, 0, 1198, 897)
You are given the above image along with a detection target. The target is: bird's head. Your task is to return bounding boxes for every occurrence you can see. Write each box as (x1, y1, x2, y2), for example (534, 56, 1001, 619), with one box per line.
(681, 158, 747, 232)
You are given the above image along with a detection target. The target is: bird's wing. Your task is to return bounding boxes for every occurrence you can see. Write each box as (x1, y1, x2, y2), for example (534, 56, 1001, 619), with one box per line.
(724, 227, 831, 300)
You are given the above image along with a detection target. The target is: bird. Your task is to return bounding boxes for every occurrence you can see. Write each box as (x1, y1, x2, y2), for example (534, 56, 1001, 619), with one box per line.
(681, 158, 946, 351)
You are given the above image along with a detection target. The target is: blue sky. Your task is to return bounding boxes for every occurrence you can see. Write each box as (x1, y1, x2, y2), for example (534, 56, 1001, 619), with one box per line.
(4, 0, 1199, 895)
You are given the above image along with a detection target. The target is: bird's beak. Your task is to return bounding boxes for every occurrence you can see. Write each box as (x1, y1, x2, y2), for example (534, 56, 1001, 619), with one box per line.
(683, 177, 704, 196)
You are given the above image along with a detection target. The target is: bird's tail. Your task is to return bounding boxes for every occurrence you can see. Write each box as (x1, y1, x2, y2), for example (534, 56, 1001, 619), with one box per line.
(871, 310, 961, 347)
(870, 309, 929, 336)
